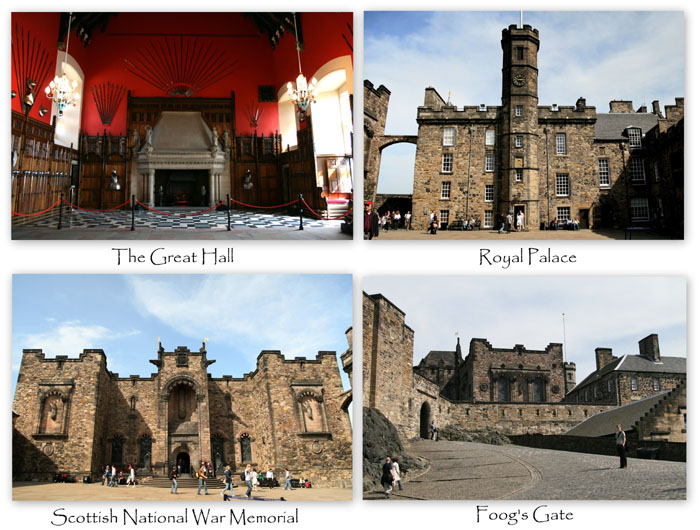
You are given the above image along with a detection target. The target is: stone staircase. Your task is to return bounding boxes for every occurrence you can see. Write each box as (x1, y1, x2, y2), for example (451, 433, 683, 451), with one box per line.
(144, 476, 228, 489)
(325, 198, 351, 220)
(634, 380, 686, 442)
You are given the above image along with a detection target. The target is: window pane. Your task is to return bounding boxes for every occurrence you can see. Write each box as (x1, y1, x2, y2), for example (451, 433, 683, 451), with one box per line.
(556, 133, 566, 155)
(485, 184, 494, 202)
(557, 206, 570, 223)
(630, 158, 645, 182)
(485, 154, 495, 172)
(442, 153, 453, 173)
(628, 127, 642, 148)
(556, 173, 570, 196)
(441, 181, 451, 199)
(485, 129, 495, 146)
(443, 128, 455, 146)
(598, 159, 610, 187)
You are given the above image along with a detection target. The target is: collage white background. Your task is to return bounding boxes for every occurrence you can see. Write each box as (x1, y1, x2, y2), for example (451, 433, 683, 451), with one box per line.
(2, 0, 696, 529)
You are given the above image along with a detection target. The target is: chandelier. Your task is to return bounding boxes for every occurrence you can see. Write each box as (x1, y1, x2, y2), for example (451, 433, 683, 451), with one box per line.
(286, 13, 317, 120)
(45, 13, 80, 117)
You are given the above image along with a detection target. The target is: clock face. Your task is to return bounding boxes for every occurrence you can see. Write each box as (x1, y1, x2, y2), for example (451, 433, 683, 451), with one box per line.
(512, 73, 526, 87)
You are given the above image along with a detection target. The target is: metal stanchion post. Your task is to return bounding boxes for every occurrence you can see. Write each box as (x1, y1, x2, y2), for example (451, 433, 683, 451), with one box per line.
(57, 193, 64, 230)
(298, 194, 304, 231)
(227, 194, 231, 231)
(131, 195, 135, 231)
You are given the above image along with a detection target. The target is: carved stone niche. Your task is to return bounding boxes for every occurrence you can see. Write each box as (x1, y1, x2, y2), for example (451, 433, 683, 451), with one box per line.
(33, 381, 74, 439)
(291, 384, 332, 440)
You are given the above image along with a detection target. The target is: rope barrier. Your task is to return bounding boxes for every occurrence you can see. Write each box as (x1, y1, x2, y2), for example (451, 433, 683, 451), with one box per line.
(301, 198, 352, 220)
(135, 200, 225, 217)
(229, 197, 299, 209)
(12, 199, 60, 217)
(62, 198, 131, 213)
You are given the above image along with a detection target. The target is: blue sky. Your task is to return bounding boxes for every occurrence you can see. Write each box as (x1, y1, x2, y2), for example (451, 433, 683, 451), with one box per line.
(12, 275, 352, 396)
(363, 276, 686, 383)
(365, 11, 685, 194)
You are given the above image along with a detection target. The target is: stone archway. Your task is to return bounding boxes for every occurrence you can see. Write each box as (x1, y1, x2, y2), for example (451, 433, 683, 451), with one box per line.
(419, 402, 431, 439)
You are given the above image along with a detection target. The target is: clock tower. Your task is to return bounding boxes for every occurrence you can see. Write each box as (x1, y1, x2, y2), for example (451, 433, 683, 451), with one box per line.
(500, 24, 540, 229)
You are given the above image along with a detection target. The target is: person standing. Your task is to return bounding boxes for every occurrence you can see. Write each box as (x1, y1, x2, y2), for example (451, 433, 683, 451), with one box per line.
(266, 469, 275, 489)
(126, 464, 136, 487)
(284, 469, 293, 491)
(616, 424, 627, 469)
(364, 202, 380, 240)
(221, 465, 234, 496)
(381, 457, 394, 498)
(110, 465, 118, 487)
(244, 464, 254, 499)
(506, 212, 513, 233)
(391, 457, 403, 491)
(197, 463, 209, 495)
(516, 211, 524, 231)
(102, 465, 110, 486)
(170, 466, 178, 494)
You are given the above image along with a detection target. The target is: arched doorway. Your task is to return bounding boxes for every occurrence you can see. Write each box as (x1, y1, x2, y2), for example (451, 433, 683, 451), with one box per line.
(419, 402, 431, 439)
(239, 433, 252, 463)
(176, 451, 191, 477)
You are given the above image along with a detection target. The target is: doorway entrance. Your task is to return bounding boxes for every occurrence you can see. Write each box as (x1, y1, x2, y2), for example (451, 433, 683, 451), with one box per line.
(514, 204, 526, 227)
(577, 209, 590, 229)
(176, 451, 191, 477)
(154, 169, 209, 206)
(419, 402, 431, 439)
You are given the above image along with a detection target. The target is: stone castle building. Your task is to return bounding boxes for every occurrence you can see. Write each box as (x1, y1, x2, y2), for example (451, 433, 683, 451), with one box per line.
(363, 292, 686, 442)
(13, 341, 352, 486)
(364, 24, 684, 236)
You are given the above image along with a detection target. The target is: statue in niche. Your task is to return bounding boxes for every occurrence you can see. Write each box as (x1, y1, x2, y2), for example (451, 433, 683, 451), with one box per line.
(211, 126, 220, 154)
(222, 129, 229, 151)
(132, 128, 140, 152)
(301, 395, 324, 432)
(41, 395, 64, 434)
(50, 401, 58, 421)
(143, 126, 153, 154)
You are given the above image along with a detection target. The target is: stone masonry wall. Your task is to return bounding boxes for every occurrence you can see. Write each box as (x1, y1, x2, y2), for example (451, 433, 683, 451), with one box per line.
(13, 350, 104, 480)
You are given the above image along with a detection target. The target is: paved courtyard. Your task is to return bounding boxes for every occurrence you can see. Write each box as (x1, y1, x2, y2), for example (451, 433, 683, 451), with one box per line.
(12, 482, 351, 502)
(369, 228, 670, 241)
(365, 440, 685, 500)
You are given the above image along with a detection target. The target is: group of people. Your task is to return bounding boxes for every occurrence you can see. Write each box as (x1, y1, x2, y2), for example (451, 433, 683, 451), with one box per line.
(494, 211, 525, 234)
(102, 464, 137, 487)
(380, 210, 411, 231)
(380, 457, 403, 498)
(364, 202, 412, 239)
(549, 217, 581, 230)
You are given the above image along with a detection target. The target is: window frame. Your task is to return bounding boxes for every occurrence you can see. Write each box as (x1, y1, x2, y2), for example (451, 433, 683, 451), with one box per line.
(627, 127, 642, 148)
(630, 376, 638, 391)
(515, 135, 523, 148)
(515, 105, 523, 117)
(485, 129, 495, 147)
(485, 154, 495, 172)
(555, 173, 570, 197)
(485, 184, 494, 202)
(598, 159, 611, 187)
(555, 132, 567, 155)
(443, 127, 456, 147)
(440, 181, 451, 200)
(630, 198, 650, 222)
(630, 157, 645, 183)
(556, 206, 571, 224)
(441, 152, 453, 173)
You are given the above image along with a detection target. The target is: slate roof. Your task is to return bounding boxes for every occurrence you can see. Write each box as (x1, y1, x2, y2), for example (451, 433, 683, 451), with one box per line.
(595, 113, 660, 141)
(419, 350, 459, 368)
(567, 391, 671, 437)
(573, 355, 686, 391)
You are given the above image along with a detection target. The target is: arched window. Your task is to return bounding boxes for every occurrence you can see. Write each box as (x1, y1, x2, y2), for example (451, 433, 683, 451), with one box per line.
(497, 377, 509, 402)
(239, 434, 252, 463)
(110, 435, 125, 464)
(533, 379, 546, 402)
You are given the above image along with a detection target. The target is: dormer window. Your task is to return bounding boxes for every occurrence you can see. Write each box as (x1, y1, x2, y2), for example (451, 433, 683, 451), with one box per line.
(627, 127, 642, 148)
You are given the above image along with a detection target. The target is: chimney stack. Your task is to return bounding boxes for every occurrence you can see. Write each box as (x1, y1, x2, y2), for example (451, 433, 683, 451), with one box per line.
(639, 334, 660, 362)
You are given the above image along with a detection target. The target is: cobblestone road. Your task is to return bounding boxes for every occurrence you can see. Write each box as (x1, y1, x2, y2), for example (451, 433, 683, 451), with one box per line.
(366, 440, 685, 500)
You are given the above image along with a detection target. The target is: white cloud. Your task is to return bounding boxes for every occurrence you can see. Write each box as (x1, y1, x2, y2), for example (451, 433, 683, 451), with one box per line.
(125, 276, 349, 360)
(16, 321, 141, 357)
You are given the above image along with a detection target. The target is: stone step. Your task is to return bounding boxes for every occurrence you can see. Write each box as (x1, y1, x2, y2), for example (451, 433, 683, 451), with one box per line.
(144, 477, 227, 489)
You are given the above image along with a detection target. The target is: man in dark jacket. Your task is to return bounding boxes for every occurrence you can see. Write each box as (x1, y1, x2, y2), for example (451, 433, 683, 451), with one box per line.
(364, 202, 380, 240)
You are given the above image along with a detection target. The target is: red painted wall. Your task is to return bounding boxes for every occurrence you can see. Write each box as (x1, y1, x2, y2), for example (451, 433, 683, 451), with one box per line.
(11, 12, 60, 124)
(272, 12, 353, 95)
(12, 12, 353, 136)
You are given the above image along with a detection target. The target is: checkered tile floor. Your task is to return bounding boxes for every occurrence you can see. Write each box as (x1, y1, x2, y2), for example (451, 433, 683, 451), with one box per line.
(14, 207, 332, 230)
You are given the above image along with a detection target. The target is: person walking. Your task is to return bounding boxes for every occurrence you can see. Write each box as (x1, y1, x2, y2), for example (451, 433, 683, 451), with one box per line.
(221, 465, 234, 496)
(404, 211, 412, 230)
(102, 465, 110, 486)
(110, 465, 118, 487)
(170, 466, 178, 494)
(126, 464, 136, 487)
(244, 464, 254, 499)
(430, 420, 438, 440)
(381, 457, 394, 498)
(284, 469, 293, 491)
(391, 457, 403, 491)
(197, 463, 209, 495)
(506, 212, 513, 233)
(616, 424, 627, 469)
